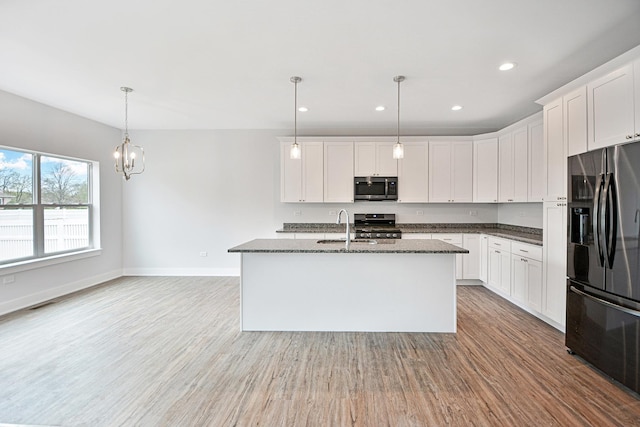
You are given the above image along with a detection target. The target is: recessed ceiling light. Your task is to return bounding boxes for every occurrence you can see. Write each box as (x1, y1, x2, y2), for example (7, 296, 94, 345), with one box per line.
(375, 105, 385, 111)
(298, 107, 308, 112)
(451, 105, 463, 111)
(499, 62, 516, 71)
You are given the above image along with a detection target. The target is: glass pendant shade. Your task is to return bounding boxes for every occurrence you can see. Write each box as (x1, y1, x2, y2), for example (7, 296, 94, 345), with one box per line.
(290, 141, 301, 159)
(393, 141, 404, 159)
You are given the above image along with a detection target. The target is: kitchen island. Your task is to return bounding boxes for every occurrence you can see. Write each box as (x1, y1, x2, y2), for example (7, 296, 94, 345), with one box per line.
(228, 238, 468, 333)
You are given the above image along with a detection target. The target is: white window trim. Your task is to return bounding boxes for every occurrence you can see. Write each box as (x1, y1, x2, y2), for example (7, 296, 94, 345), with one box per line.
(0, 248, 102, 275)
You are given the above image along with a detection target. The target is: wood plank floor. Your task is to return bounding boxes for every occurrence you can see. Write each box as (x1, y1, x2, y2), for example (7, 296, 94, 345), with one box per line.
(0, 277, 638, 426)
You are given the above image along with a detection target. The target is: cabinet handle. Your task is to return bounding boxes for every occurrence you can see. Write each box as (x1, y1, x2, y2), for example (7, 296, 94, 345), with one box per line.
(495, 250, 501, 254)
(521, 258, 528, 262)
(557, 196, 567, 200)
(520, 249, 528, 253)
(626, 135, 633, 140)
(635, 133, 640, 138)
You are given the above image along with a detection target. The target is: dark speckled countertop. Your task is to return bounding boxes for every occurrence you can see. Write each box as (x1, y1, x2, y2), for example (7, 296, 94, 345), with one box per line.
(277, 223, 542, 246)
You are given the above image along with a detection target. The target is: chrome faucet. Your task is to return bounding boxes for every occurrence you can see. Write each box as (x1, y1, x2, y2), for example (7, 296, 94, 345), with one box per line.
(336, 209, 351, 250)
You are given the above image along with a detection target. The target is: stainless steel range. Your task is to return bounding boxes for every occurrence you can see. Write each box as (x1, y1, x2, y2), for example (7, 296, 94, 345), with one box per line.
(354, 213, 402, 239)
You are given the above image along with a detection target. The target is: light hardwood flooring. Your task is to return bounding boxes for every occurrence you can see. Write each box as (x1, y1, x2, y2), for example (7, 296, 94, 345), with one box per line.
(0, 276, 638, 426)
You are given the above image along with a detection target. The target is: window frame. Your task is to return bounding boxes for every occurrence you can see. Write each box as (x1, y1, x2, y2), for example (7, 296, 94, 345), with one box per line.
(0, 146, 100, 269)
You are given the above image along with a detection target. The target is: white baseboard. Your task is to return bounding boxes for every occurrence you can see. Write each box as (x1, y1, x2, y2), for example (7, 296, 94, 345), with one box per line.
(0, 269, 123, 317)
(122, 267, 240, 276)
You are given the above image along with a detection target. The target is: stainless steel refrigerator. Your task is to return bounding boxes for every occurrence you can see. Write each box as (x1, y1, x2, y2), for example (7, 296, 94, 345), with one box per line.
(566, 140, 640, 394)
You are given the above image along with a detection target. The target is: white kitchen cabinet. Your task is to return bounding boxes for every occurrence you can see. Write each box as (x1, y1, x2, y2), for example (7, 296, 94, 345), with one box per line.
(354, 142, 397, 176)
(462, 234, 480, 280)
(564, 86, 588, 156)
(510, 240, 542, 306)
(473, 138, 498, 202)
(528, 119, 544, 202)
(499, 128, 528, 203)
(542, 200, 567, 328)
(488, 237, 511, 296)
(323, 142, 354, 203)
(281, 141, 324, 203)
(543, 98, 567, 201)
(429, 141, 473, 203)
(479, 234, 489, 283)
(636, 60, 640, 138)
(436, 233, 464, 279)
(397, 141, 429, 203)
(587, 63, 637, 150)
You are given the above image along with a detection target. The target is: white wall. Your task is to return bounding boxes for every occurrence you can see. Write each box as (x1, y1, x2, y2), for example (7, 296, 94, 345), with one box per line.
(0, 90, 123, 315)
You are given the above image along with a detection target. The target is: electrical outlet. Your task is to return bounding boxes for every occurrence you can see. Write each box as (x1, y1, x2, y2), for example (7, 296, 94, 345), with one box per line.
(199, 252, 208, 257)
(293, 210, 301, 216)
(416, 210, 424, 216)
(3, 275, 15, 284)
(469, 210, 478, 216)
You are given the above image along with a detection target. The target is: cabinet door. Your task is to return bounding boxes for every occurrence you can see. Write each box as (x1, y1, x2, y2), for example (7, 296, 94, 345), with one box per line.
(587, 64, 635, 150)
(564, 86, 588, 156)
(302, 142, 324, 202)
(324, 142, 354, 203)
(635, 60, 640, 139)
(488, 249, 502, 289)
(499, 250, 511, 295)
(429, 142, 452, 202)
(376, 143, 398, 176)
(543, 201, 567, 326)
(479, 234, 489, 282)
(511, 255, 527, 303)
(528, 119, 544, 202)
(462, 234, 480, 280)
(398, 142, 428, 203)
(473, 138, 498, 202)
(543, 98, 567, 201)
(526, 258, 543, 313)
(354, 142, 376, 176)
(512, 126, 529, 202)
(498, 133, 514, 202)
(451, 141, 473, 202)
(281, 143, 303, 202)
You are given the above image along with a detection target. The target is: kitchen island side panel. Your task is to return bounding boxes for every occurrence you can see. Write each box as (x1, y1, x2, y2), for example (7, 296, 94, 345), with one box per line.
(240, 252, 456, 332)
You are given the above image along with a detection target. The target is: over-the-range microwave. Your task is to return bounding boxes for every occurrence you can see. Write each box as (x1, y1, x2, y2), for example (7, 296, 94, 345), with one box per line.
(354, 177, 398, 201)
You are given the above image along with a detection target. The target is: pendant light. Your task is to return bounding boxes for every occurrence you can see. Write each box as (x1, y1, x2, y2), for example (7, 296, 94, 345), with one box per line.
(290, 76, 302, 160)
(393, 75, 405, 159)
(114, 87, 145, 180)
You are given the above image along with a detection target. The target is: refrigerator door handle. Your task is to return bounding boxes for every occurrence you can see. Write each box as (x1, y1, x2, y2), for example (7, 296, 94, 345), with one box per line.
(570, 285, 640, 318)
(593, 173, 605, 266)
(603, 173, 618, 268)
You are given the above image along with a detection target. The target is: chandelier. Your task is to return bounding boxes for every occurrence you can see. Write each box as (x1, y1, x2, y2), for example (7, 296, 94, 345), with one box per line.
(114, 87, 145, 180)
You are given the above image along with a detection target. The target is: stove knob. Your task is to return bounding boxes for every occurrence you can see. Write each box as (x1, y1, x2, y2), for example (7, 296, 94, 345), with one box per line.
(392, 233, 397, 238)
(386, 233, 391, 238)
(376, 233, 381, 238)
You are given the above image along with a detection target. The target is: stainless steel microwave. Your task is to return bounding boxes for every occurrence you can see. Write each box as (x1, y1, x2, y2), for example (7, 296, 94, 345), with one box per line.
(354, 177, 398, 201)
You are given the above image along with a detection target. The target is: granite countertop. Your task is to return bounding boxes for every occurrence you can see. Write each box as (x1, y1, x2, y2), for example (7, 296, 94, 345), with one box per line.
(228, 238, 469, 254)
(277, 223, 543, 246)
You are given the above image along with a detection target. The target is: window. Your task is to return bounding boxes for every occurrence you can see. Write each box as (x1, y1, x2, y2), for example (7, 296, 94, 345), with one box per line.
(0, 147, 96, 265)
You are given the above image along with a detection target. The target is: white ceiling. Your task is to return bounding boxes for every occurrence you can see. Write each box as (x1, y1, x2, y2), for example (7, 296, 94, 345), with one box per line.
(2, 0, 640, 135)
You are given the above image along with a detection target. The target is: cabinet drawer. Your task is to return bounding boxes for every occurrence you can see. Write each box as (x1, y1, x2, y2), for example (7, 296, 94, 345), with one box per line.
(511, 241, 542, 261)
(434, 233, 463, 245)
(488, 236, 511, 251)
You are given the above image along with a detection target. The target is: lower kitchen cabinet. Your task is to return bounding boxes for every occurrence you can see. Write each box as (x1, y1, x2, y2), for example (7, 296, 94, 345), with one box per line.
(488, 237, 512, 296)
(437, 234, 464, 279)
(542, 201, 567, 328)
(479, 234, 489, 282)
(462, 234, 480, 279)
(511, 254, 542, 308)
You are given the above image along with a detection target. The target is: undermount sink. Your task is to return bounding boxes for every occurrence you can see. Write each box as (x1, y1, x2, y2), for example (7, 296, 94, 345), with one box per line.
(316, 239, 396, 245)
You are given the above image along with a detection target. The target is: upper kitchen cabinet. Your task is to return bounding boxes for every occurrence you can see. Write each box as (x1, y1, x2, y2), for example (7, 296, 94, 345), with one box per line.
(498, 127, 528, 203)
(473, 137, 498, 203)
(429, 140, 473, 203)
(324, 141, 354, 203)
(397, 141, 429, 203)
(354, 142, 397, 176)
(280, 141, 324, 203)
(587, 63, 637, 150)
(543, 98, 567, 201)
(528, 118, 544, 202)
(564, 86, 588, 156)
